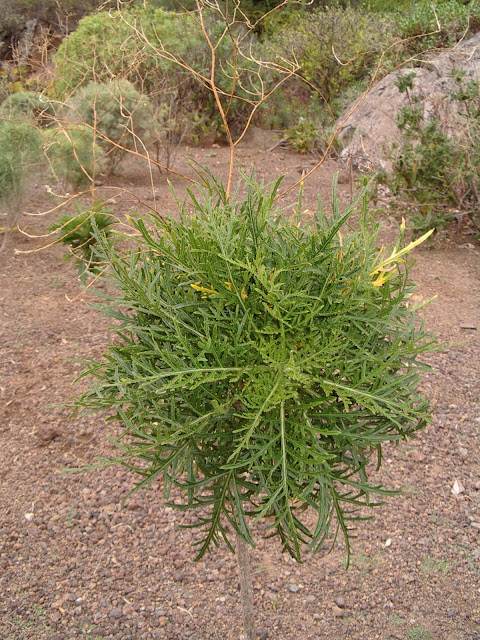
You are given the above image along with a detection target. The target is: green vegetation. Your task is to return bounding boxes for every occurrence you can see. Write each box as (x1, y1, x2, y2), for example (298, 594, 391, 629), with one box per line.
(72, 171, 436, 562)
(263, 5, 389, 105)
(44, 125, 101, 189)
(377, 70, 480, 236)
(0, 91, 55, 126)
(67, 80, 155, 173)
(406, 627, 432, 640)
(49, 200, 115, 282)
(0, 119, 43, 219)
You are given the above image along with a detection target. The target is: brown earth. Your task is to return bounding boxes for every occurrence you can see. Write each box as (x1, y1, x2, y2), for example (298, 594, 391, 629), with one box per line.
(1, 131, 479, 640)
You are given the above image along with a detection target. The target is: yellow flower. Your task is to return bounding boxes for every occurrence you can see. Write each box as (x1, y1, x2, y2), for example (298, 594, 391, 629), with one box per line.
(370, 228, 434, 286)
(190, 282, 218, 296)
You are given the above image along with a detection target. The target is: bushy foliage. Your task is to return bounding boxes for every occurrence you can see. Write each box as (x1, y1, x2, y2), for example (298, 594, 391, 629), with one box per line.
(378, 71, 480, 235)
(67, 80, 155, 172)
(0, 119, 43, 213)
(0, 90, 55, 127)
(49, 200, 115, 282)
(53, 7, 265, 139)
(44, 125, 101, 190)
(262, 6, 390, 105)
(285, 119, 319, 153)
(73, 171, 436, 561)
(392, 0, 480, 57)
(0, 0, 105, 41)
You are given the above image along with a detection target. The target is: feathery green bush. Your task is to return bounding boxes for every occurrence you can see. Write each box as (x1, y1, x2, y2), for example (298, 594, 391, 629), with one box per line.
(0, 90, 55, 127)
(72, 171, 436, 561)
(49, 200, 115, 282)
(44, 125, 101, 190)
(67, 80, 154, 173)
(262, 6, 390, 105)
(0, 119, 43, 214)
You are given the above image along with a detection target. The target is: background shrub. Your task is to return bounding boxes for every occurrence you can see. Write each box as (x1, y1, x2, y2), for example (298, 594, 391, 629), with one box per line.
(377, 72, 480, 236)
(0, 119, 43, 216)
(53, 7, 268, 140)
(49, 199, 115, 282)
(262, 6, 391, 106)
(44, 124, 101, 190)
(67, 80, 155, 173)
(0, 90, 55, 126)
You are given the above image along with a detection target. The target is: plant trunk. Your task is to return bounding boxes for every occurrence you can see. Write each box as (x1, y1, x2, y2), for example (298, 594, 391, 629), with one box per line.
(236, 530, 256, 640)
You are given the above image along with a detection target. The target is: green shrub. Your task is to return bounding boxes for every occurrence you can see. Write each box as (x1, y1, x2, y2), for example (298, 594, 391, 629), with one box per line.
(49, 200, 115, 282)
(262, 6, 391, 106)
(378, 71, 480, 236)
(53, 7, 265, 139)
(44, 125, 101, 190)
(393, 0, 480, 56)
(0, 119, 43, 215)
(53, 9, 189, 96)
(0, 91, 56, 127)
(72, 171, 436, 562)
(67, 80, 155, 172)
(285, 119, 319, 153)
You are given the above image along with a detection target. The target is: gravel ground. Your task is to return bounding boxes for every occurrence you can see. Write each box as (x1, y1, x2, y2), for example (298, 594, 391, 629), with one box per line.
(1, 136, 479, 640)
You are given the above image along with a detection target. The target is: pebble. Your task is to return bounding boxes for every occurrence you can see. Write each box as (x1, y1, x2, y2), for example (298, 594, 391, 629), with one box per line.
(332, 604, 344, 618)
(305, 595, 316, 604)
(335, 595, 345, 608)
(108, 607, 123, 619)
(288, 583, 300, 593)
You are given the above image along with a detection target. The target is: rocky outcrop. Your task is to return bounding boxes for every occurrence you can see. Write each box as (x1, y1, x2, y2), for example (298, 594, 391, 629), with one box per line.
(337, 32, 480, 171)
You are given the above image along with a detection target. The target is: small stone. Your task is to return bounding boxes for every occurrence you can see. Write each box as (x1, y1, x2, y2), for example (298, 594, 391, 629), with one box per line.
(470, 522, 480, 530)
(452, 479, 465, 495)
(472, 549, 480, 559)
(258, 630, 268, 640)
(459, 323, 477, 330)
(305, 595, 316, 605)
(108, 608, 122, 619)
(288, 583, 300, 593)
(36, 425, 61, 444)
(332, 604, 344, 618)
(335, 595, 345, 608)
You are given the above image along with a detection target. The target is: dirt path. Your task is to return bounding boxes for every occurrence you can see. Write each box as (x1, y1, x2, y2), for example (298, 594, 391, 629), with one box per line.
(1, 136, 479, 640)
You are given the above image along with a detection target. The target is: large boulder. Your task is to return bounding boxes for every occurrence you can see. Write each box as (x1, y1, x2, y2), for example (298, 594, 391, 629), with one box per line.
(337, 32, 480, 171)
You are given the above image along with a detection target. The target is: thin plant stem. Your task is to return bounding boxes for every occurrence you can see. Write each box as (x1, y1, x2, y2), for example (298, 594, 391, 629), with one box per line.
(236, 531, 256, 640)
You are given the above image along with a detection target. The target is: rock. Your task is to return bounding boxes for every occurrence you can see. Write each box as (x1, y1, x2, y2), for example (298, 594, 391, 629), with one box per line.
(332, 604, 344, 618)
(305, 595, 316, 605)
(258, 630, 268, 640)
(452, 479, 465, 495)
(335, 595, 346, 608)
(337, 32, 480, 170)
(108, 607, 122, 619)
(36, 425, 61, 444)
(288, 583, 300, 593)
